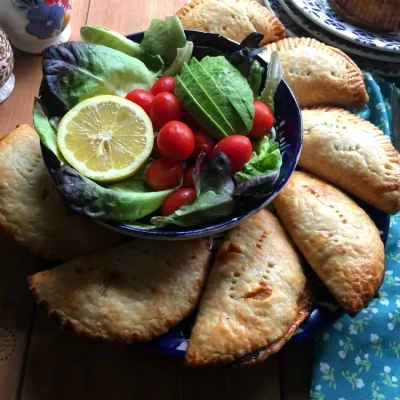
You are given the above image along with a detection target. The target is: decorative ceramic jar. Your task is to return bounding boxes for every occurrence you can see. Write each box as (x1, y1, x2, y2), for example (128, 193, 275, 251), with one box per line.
(0, 0, 72, 54)
(0, 28, 15, 103)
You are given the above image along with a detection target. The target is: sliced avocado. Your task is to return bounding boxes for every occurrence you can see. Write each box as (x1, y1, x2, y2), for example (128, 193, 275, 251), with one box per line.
(179, 63, 234, 135)
(201, 56, 255, 133)
(175, 75, 227, 140)
(189, 58, 249, 134)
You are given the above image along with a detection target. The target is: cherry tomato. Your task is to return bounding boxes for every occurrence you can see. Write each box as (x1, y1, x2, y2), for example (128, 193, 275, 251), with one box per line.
(162, 188, 197, 216)
(151, 76, 176, 96)
(183, 167, 195, 189)
(149, 92, 184, 131)
(211, 135, 252, 173)
(248, 101, 274, 138)
(125, 89, 154, 115)
(191, 129, 217, 159)
(157, 121, 195, 161)
(146, 158, 183, 191)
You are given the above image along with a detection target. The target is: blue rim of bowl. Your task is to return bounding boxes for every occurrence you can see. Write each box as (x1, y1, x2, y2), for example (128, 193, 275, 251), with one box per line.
(43, 29, 302, 239)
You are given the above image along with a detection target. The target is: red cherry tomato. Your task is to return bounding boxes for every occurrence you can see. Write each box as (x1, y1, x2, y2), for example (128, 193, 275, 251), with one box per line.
(146, 158, 182, 191)
(248, 101, 275, 138)
(151, 76, 176, 96)
(125, 89, 154, 115)
(211, 135, 252, 173)
(191, 129, 217, 159)
(183, 167, 195, 189)
(157, 121, 195, 161)
(162, 188, 197, 216)
(149, 92, 184, 131)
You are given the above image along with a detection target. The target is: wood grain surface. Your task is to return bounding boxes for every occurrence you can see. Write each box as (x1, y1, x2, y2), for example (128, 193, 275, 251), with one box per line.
(0, 1, 313, 399)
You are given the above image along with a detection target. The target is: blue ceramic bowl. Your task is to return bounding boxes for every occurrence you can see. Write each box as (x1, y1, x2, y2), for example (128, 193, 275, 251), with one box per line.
(42, 30, 302, 240)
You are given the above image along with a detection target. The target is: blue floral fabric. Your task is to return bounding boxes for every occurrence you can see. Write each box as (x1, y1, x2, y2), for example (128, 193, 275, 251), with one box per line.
(311, 73, 400, 400)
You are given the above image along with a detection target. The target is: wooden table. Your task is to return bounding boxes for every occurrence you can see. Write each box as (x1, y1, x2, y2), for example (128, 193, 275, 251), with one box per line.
(0, 1, 314, 399)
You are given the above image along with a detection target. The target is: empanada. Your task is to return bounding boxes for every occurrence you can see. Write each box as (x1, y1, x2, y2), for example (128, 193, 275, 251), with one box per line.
(329, 0, 400, 32)
(28, 238, 212, 344)
(176, 0, 285, 45)
(185, 209, 312, 367)
(299, 106, 400, 214)
(260, 37, 368, 108)
(0, 125, 125, 261)
(274, 171, 385, 316)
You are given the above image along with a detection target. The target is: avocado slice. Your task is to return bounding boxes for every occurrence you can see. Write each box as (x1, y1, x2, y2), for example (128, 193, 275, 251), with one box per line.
(189, 58, 250, 134)
(179, 63, 234, 135)
(175, 75, 228, 140)
(200, 56, 254, 133)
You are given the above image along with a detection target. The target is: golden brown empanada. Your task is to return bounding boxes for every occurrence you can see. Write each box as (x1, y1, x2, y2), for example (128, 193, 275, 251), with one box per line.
(260, 37, 369, 108)
(299, 106, 400, 214)
(185, 209, 312, 367)
(176, 0, 286, 45)
(274, 171, 385, 316)
(28, 238, 212, 344)
(329, 0, 400, 32)
(0, 125, 125, 261)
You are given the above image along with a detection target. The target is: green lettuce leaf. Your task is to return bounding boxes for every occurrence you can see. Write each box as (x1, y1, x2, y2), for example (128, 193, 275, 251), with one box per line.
(259, 51, 284, 112)
(80, 25, 164, 73)
(163, 41, 193, 76)
(236, 135, 282, 182)
(33, 98, 66, 163)
(55, 165, 174, 222)
(140, 16, 187, 68)
(151, 152, 234, 228)
(40, 42, 157, 115)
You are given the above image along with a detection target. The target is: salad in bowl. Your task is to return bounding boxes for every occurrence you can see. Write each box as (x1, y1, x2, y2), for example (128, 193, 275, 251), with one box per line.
(34, 16, 302, 239)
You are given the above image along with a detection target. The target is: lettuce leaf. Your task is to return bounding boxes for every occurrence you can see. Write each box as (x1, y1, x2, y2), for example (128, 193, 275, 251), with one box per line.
(151, 152, 234, 228)
(40, 42, 157, 116)
(236, 135, 282, 182)
(80, 25, 164, 73)
(33, 98, 66, 163)
(163, 41, 193, 76)
(259, 51, 284, 112)
(140, 16, 187, 68)
(55, 165, 174, 222)
(234, 135, 282, 196)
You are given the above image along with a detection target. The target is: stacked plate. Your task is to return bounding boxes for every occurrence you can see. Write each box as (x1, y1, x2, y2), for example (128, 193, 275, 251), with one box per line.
(264, 0, 400, 77)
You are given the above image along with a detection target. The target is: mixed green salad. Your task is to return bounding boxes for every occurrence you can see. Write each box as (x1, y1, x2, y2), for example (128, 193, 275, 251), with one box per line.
(33, 16, 284, 229)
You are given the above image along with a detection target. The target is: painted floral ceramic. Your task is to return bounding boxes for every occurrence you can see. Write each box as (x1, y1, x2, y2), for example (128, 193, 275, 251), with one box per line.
(0, 0, 72, 54)
(0, 28, 15, 103)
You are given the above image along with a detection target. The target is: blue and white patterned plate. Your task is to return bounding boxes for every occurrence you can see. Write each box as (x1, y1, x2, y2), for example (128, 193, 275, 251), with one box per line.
(265, 0, 400, 78)
(288, 0, 400, 53)
(270, 0, 400, 63)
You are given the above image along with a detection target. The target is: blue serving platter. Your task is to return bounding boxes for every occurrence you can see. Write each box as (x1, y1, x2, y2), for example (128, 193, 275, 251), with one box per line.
(141, 201, 389, 358)
(40, 29, 390, 359)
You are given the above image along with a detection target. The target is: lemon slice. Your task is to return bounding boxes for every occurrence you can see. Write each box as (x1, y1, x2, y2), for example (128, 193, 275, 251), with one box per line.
(57, 95, 153, 182)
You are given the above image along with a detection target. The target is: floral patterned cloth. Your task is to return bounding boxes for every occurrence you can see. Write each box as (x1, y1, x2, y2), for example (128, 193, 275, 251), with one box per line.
(311, 73, 400, 400)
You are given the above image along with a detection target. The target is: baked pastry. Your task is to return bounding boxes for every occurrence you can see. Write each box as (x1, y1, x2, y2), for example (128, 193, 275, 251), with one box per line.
(176, 0, 286, 45)
(329, 0, 400, 32)
(185, 209, 312, 367)
(28, 238, 212, 344)
(260, 37, 369, 108)
(0, 125, 125, 261)
(274, 171, 385, 316)
(300, 106, 400, 214)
